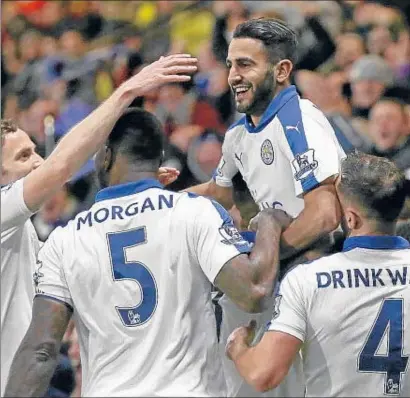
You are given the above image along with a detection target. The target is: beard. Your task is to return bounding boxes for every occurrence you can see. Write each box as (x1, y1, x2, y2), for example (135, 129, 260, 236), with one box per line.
(234, 70, 276, 116)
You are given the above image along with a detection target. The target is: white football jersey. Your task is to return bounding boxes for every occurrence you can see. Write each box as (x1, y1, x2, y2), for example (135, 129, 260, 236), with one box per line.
(35, 179, 253, 397)
(214, 85, 346, 215)
(1, 179, 40, 395)
(268, 236, 410, 397)
(215, 85, 345, 397)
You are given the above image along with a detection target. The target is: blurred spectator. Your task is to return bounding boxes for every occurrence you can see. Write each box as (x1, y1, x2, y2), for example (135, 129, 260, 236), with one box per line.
(186, 131, 223, 183)
(211, 0, 250, 64)
(153, 80, 225, 153)
(320, 32, 365, 75)
(32, 184, 83, 241)
(347, 55, 395, 119)
(367, 99, 410, 171)
(194, 42, 233, 124)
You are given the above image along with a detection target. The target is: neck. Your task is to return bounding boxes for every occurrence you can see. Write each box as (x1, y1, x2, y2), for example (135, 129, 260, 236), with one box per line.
(348, 221, 396, 238)
(250, 83, 290, 126)
(110, 170, 158, 186)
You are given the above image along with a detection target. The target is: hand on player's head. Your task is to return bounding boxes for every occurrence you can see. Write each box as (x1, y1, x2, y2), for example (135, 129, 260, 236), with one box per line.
(122, 54, 198, 97)
(248, 209, 293, 232)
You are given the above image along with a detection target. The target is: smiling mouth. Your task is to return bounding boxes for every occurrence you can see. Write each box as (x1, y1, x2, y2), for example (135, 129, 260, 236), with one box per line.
(234, 86, 251, 101)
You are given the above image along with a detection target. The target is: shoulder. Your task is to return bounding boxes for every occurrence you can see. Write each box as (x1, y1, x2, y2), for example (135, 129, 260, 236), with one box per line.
(39, 224, 67, 255)
(227, 116, 246, 133)
(1, 178, 23, 197)
(299, 99, 333, 130)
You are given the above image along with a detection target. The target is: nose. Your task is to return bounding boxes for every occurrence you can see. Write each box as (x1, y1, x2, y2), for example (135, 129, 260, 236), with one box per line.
(228, 67, 242, 86)
(32, 153, 44, 170)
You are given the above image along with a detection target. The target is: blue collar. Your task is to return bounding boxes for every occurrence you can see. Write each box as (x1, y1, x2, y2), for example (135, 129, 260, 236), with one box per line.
(95, 179, 163, 203)
(245, 85, 298, 133)
(343, 236, 410, 252)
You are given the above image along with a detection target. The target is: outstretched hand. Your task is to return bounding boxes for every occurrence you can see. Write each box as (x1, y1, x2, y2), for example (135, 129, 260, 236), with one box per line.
(122, 54, 197, 98)
(158, 167, 180, 186)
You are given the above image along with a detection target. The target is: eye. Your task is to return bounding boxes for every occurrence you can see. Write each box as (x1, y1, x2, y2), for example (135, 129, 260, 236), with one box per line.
(238, 61, 251, 68)
(18, 151, 31, 161)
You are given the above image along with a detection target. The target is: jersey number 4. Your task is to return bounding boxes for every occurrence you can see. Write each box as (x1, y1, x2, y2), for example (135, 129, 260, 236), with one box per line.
(358, 298, 408, 395)
(107, 227, 158, 327)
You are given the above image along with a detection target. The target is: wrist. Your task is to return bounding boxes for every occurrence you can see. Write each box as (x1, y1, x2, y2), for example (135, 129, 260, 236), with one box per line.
(259, 211, 284, 232)
(114, 84, 137, 110)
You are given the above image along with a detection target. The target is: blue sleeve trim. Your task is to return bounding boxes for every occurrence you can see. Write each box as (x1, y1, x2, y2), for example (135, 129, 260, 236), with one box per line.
(277, 97, 320, 192)
(35, 294, 74, 312)
(227, 116, 246, 132)
(210, 199, 232, 225)
(210, 199, 252, 253)
(240, 231, 256, 244)
(299, 175, 320, 195)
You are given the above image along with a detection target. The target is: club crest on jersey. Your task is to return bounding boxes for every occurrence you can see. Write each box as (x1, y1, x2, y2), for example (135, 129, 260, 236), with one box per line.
(260, 139, 274, 165)
(292, 149, 318, 181)
(219, 224, 248, 246)
(33, 260, 44, 293)
(272, 294, 282, 320)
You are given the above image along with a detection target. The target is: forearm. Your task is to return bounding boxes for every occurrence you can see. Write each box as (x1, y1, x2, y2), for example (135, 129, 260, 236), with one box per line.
(183, 180, 234, 209)
(5, 341, 59, 397)
(24, 85, 134, 211)
(231, 344, 276, 392)
(43, 86, 133, 181)
(280, 205, 337, 260)
(249, 214, 282, 296)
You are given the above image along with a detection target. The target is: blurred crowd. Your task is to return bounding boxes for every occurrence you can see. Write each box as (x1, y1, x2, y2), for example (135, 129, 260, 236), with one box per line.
(1, 1, 410, 396)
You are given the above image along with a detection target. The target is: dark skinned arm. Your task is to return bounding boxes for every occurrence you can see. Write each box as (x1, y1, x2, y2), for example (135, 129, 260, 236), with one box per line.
(214, 209, 291, 313)
(4, 297, 72, 397)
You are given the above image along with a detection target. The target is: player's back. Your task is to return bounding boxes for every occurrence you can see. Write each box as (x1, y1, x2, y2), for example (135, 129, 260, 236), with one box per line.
(47, 181, 227, 397)
(298, 237, 409, 396)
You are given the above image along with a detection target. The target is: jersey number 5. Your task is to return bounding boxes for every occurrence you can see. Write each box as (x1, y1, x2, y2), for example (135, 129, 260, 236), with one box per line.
(358, 298, 408, 395)
(107, 227, 158, 327)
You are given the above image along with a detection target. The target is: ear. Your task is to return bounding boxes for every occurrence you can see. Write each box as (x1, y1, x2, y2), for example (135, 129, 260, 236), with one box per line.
(104, 147, 113, 172)
(344, 207, 362, 231)
(275, 60, 293, 84)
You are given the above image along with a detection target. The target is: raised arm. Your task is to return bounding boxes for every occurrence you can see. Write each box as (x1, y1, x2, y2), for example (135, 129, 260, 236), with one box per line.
(279, 177, 340, 260)
(24, 54, 197, 212)
(4, 297, 72, 397)
(214, 209, 291, 313)
(184, 179, 234, 209)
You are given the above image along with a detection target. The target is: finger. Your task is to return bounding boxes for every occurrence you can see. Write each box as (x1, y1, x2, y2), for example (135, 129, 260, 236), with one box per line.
(162, 75, 192, 82)
(160, 167, 177, 172)
(162, 57, 198, 67)
(162, 66, 197, 76)
(162, 53, 192, 59)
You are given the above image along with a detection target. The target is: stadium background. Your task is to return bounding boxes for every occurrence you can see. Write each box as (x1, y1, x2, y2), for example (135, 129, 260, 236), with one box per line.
(1, 0, 410, 396)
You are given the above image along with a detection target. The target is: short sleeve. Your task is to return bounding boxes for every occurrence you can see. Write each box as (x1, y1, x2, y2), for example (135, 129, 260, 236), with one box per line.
(279, 99, 346, 197)
(1, 178, 33, 232)
(212, 137, 238, 188)
(188, 196, 252, 283)
(35, 227, 73, 311)
(267, 269, 307, 342)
